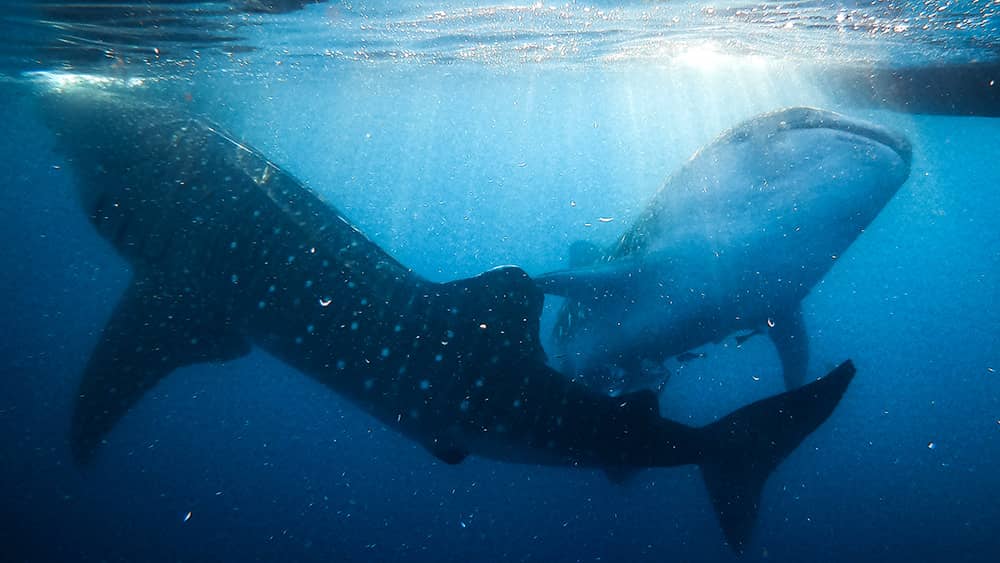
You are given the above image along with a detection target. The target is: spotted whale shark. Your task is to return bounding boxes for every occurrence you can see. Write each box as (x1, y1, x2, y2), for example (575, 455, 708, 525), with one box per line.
(38, 82, 856, 552)
(539, 107, 910, 393)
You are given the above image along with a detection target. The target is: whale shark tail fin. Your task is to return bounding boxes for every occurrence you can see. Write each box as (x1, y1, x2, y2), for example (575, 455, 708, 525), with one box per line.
(446, 265, 549, 366)
(697, 360, 856, 553)
(71, 276, 251, 464)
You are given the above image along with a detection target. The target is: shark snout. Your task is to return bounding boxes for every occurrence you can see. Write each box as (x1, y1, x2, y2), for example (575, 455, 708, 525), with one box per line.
(797, 107, 912, 167)
(761, 107, 911, 168)
(839, 117, 912, 168)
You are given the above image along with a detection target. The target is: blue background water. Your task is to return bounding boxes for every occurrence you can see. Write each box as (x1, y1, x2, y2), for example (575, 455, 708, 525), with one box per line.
(1, 3, 999, 562)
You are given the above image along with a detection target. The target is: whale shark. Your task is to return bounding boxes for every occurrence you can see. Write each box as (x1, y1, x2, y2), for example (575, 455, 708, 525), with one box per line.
(539, 107, 910, 393)
(37, 82, 857, 552)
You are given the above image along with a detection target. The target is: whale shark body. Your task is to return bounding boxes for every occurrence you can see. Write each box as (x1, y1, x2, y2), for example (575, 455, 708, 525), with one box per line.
(39, 83, 857, 552)
(539, 107, 910, 393)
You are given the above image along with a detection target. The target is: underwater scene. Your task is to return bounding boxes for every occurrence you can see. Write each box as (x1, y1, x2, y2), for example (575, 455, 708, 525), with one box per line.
(0, 1, 997, 562)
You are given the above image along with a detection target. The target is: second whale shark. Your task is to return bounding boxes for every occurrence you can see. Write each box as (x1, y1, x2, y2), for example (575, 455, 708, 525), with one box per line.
(539, 107, 910, 393)
(37, 80, 857, 552)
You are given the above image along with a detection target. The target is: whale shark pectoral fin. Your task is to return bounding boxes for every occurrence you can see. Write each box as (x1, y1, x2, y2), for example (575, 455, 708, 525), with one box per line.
(71, 277, 250, 464)
(534, 269, 587, 297)
(768, 307, 809, 390)
(534, 261, 633, 298)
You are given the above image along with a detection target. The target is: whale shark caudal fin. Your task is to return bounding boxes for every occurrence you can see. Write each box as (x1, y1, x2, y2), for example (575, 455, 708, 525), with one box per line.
(440, 265, 551, 368)
(768, 307, 809, 390)
(697, 359, 856, 553)
(71, 276, 250, 464)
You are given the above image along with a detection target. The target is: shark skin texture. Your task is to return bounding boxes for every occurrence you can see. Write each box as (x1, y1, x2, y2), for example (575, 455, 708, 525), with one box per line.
(38, 85, 858, 553)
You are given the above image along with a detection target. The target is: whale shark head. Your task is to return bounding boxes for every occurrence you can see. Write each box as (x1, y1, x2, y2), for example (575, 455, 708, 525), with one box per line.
(721, 105, 911, 196)
(721, 106, 912, 167)
(620, 106, 912, 264)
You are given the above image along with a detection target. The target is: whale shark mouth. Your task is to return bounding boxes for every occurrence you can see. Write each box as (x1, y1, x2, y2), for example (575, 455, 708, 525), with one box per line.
(728, 106, 913, 166)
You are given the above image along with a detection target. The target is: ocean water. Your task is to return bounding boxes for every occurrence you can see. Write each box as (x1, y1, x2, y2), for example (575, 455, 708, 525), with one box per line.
(0, 1, 998, 562)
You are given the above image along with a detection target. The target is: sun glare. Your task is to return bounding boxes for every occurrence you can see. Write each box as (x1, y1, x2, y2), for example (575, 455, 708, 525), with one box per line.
(674, 43, 769, 71)
(24, 70, 145, 91)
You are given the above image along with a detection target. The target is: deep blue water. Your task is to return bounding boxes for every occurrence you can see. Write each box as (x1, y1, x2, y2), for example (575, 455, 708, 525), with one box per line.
(1, 2, 999, 562)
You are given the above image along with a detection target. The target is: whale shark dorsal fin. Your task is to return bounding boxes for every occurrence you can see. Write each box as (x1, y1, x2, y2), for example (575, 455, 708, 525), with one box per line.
(768, 307, 809, 390)
(71, 276, 250, 463)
